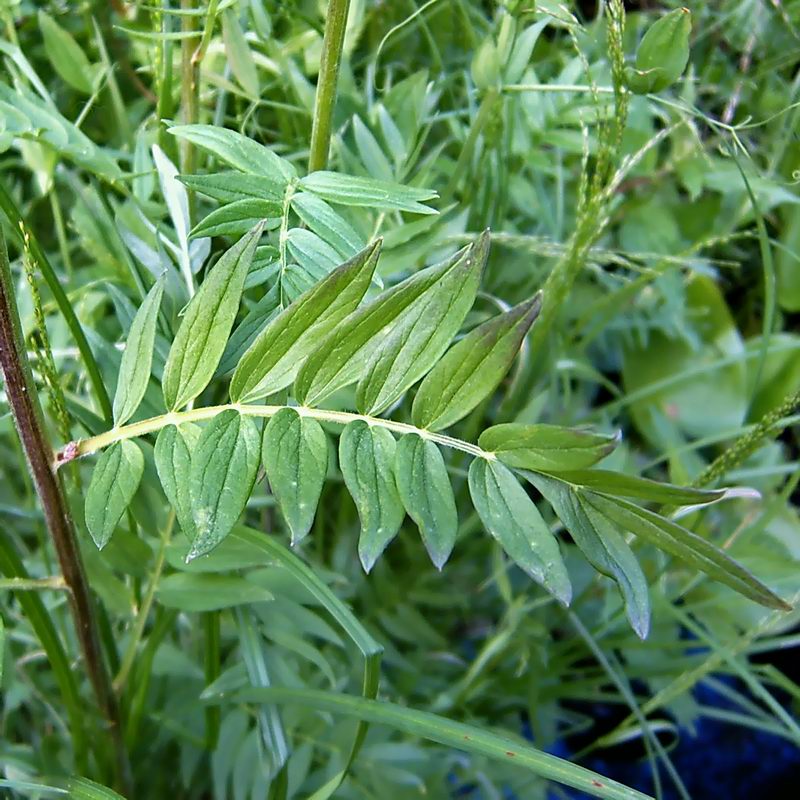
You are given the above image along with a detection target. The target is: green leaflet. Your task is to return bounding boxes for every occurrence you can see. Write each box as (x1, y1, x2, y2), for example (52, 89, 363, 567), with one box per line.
(190, 198, 281, 239)
(291, 192, 363, 257)
(625, 8, 692, 94)
(394, 434, 458, 570)
(262, 408, 328, 545)
(154, 424, 201, 539)
(157, 573, 273, 612)
(178, 172, 285, 204)
(67, 777, 127, 800)
(299, 171, 438, 215)
(221, 8, 259, 97)
(188, 410, 261, 561)
(162, 223, 262, 410)
(38, 12, 94, 94)
(168, 124, 296, 182)
(230, 240, 381, 402)
(468, 458, 571, 605)
(413, 293, 542, 431)
(85, 440, 144, 549)
(479, 423, 619, 471)
(544, 469, 726, 506)
(339, 421, 405, 573)
(286, 228, 342, 275)
(585, 493, 789, 611)
(524, 472, 650, 639)
(356, 232, 489, 415)
(112, 279, 164, 426)
(295, 244, 473, 406)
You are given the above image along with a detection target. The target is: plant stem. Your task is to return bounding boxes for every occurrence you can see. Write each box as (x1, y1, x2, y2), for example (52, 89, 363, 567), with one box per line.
(0, 576, 67, 591)
(308, 0, 351, 172)
(0, 230, 132, 793)
(57, 403, 492, 465)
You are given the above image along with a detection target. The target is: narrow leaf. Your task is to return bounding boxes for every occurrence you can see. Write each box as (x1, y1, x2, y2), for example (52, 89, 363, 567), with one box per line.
(339, 421, 405, 572)
(152, 144, 191, 284)
(394, 435, 458, 569)
(168, 124, 296, 182)
(157, 573, 273, 612)
(155, 424, 201, 538)
(212, 688, 652, 800)
(163, 223, 262, 410)
(546, 470, 726, 506)
(356, 232, 489, 415)
(300, 171, 438, 214)
(85, 441, 144, 549)
(112, 280, 164, 426)
(586, 493, 790, 610)
(479, 423, 619, 471)
(468, 458, 571, 605)
(524, 472, 650, 639)
(39, 12, 94, 94)
(413, 294, 542, 431)
(221, 8, 259, 97)
(190, 198, 280, 239)
(188, 410, 261, 560)
(296, 245, 470, 406)
(263, 408, 328, 545)
(291, 192, 363, 257)
(231, 240, 381, 402)
(178, 172, 284, 203)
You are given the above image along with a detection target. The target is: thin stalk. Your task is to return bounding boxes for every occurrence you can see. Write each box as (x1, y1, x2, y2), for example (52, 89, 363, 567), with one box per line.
(204, 611, 221, 750)
(56, 403, 493, 466)
(0, 576, 67, 591)
(180, 0, 200, 177)
(308, 0, 351, 172)
(0, 230, 131, 793)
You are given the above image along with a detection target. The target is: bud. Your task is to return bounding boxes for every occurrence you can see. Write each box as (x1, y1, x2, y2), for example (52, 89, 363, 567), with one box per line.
(625, 7, 692, 95)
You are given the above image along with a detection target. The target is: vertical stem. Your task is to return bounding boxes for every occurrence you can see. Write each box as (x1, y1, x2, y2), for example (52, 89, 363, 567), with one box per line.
(308, 0, 351, 173)
(204, 611, 221, 749)
(180, 0, 200, 179)
(0, 230, 132, 794)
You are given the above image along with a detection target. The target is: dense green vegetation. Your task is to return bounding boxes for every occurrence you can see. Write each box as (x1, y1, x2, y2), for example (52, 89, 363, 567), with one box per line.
(0, 2, 798, 798)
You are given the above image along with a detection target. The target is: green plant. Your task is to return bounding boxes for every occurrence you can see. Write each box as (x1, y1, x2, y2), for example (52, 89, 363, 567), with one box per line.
(1, 2, 799, 799)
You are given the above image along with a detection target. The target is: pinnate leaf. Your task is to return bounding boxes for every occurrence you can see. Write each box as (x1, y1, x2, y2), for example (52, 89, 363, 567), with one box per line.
(395, 435, 458, 569)
(188, 410, 261, 561)
(468, 458, 571, 605)
(85, 441, 144, 549)
(155, 424, 200, 538)
(263, 408, 328, 545)
(163, 223, 262, 410)
(190, 198, 280, 239)
(413, 293, 542, 431)
(112, 279, 164, 426)
(339, 421, 405, 573)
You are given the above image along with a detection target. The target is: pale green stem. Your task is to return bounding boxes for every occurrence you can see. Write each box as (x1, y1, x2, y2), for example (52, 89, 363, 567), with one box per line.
(0, 576, 67, 591)
(56, 404, 492, 467)
(503, 83, 615, 94)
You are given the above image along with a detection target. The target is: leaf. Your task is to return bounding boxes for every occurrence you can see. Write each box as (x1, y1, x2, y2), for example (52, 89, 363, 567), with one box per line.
(291, 192, 363, 257)
(178, 172, 285, 203)
(300, 171, 438, 215)
(286, 228, 342, 275)
(524, 472, 650, 639)
(85, 441, 144, 549)
(112, 280, 164, 426)
(413, 293, 542, 431)
(585, 493, 790, 610)
(152, 144, 192, 284)
(394, 435, 458, 569)
(262, 409, 328, 545)
(221, 8, 259, 97)
(468, 458, 571, 604)
(216, 282, 281, 376)
(339, 421, 405, 572)
(479, 424, 619, 471)
(155, 424, 201, 538)
(356, 232, 489, 415)
(67, 777, 127, 800)
(162, 223, 262, 410)
(38, 12, 94, 94)
(353, 115, 393, 181)
(168, 124, 296, 183)
(210, 688, 652, 800)
(188, 410, 261, 560)
(157, 573, 273, 612)
(295, 245, 472, 406)
(230, 240, 381, 402)
(545, 470, 726, 506)
(625, 8, 692, 94)
(190, 198, 281, 239)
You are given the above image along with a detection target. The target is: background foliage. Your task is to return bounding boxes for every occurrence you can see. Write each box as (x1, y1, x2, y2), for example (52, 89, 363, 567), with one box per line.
(0, 1, 799, 799)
